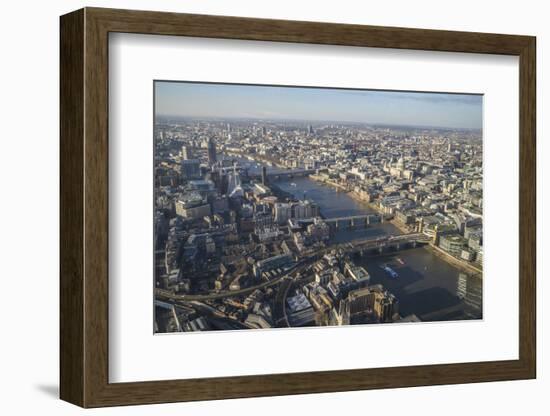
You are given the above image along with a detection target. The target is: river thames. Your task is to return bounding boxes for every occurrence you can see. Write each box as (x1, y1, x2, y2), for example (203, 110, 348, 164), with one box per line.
(226, 156, 483, 322)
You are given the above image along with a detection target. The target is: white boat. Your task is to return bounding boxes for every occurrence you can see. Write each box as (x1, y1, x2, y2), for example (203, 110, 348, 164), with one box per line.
(380, 264, 398, 278)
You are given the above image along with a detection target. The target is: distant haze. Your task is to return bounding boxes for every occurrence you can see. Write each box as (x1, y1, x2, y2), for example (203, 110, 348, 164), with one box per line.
(155, 81, 483, 130)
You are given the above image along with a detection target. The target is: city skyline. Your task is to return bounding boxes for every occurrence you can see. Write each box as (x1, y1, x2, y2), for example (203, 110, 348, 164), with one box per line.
(154, 103, 483, 332)
(155, 81, 483, 130)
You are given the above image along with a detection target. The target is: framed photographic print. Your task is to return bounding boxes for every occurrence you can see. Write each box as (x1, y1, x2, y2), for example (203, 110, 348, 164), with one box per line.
(60, 7, 536, 408)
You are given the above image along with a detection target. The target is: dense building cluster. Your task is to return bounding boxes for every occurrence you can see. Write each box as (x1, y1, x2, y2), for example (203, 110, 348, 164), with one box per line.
(154, 118, 481, 333)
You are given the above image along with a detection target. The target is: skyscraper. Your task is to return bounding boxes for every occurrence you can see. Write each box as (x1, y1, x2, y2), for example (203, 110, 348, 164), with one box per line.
(181, 159, 201, 180)
(227, 163, 243, 198)
(261, 166, 267, 185)
(207, 137, 217, 165)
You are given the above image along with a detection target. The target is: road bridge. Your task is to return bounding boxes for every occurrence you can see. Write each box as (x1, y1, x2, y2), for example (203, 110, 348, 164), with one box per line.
(324, 214, 381, 229)
(247, 169, 316, 181)
(155, 233, 431, 304)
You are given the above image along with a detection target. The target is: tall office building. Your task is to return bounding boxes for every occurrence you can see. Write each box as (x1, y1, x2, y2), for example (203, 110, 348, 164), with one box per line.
(308, 124, 314, 135)
(227, 164, 244, 198)
(181, 159, 201, 180)
(207, 137, 217, 165)
(261, 166, 267, 185)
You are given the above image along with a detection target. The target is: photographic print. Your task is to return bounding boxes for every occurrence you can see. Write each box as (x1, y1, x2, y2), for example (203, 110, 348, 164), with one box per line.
(154, 81, 483, 333)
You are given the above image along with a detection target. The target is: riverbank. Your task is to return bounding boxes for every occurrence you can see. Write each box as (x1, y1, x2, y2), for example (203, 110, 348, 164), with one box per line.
(269, 182, 296, 201)
(427, 243, 483, 276)
(310, 176, 383, 213)
(309, 174, 349, 192)
(393, 219, 482, 276)
(389, 218, 413, 234)
(348, 191, 380, 210)
(308, 174, 482, 277)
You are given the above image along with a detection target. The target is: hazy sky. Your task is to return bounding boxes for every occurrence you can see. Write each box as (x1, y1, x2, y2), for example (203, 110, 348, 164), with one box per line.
(155, 81, 483, 129)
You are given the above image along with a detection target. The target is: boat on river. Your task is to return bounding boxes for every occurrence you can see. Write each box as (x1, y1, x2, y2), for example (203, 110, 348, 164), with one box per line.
(381, 264, 399, 278)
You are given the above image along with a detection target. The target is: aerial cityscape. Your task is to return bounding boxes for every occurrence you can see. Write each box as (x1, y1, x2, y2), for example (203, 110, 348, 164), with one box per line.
(154, 82, 483, 333)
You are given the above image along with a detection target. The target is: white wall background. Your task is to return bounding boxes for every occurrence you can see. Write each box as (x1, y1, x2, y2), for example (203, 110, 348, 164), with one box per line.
(0, 0, 546, 414)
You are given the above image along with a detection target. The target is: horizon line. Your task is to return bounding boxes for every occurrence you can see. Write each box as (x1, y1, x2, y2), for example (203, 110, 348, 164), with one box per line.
(154, 114, 483, 132)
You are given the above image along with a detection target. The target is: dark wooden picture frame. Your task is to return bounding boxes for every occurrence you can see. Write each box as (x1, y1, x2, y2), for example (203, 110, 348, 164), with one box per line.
(60, 7, 536, 408)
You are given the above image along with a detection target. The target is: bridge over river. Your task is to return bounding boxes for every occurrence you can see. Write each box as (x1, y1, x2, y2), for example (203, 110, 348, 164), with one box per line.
(324, 213, 382, 229)
(336, 232, 432, 256)
(248, 168, 316, 181)
(155, 233, 431, 304)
